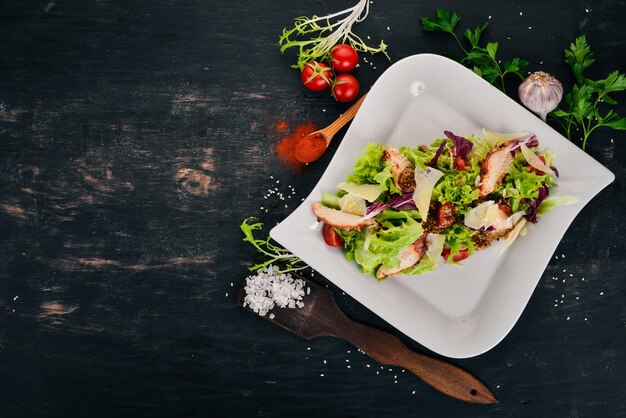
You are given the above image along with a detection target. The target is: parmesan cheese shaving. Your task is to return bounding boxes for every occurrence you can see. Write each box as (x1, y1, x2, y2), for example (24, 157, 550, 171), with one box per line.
(519, 142, 555, 178)
(412, 166, 444, 221)
(425, 233, 446, 267)
(500, 218, 527, 255)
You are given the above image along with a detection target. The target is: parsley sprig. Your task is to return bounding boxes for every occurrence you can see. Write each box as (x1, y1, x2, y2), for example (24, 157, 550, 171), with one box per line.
(550, 36, 626, 149)
(420, 9, 528, 93)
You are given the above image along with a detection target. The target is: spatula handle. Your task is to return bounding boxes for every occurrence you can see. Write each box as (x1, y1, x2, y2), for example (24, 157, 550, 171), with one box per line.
(330, 313, 496, 404)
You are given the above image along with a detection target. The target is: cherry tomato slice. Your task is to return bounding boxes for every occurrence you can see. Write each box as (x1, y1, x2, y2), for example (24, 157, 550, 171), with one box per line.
(322, 223, 344, 247)
(442, 247, 469, 262)
(454, 156, 467, 171)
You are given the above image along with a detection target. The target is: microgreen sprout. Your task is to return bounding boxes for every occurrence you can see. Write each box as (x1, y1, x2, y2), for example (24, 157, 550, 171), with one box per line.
(240, 218, 306, 273)
(279, 0, 389, 70)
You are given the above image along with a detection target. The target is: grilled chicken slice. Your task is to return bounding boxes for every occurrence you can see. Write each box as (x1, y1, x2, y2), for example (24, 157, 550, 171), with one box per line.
(478, 141, 516, 197)
(383, 145, 416, 191)
(311, 202, 377, 231)
(376, 233, 428, 279)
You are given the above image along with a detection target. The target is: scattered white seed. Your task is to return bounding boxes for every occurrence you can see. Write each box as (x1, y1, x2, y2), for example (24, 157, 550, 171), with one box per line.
(600, 292, 604, 296)
(323, 360, 327, 364)
(585, 8, 589, 12)
(584, 317, 588, 321)
(488, 15, 492, 19)
(394, 380, 397, 384)
(520, 11, 523, 15)
(13, 296, 18, 301)
(528, 26, 532, 30)
(347, 365, 351, 369)
(387, 26, 390, 30)
(225, 293, 229, 297)
(366, 364, 371, 368)
(320, 373, 324, 377)
(412, 390, 416, 394)
(269, 313, 275, 319)
(346, 359, 349, 363)
(567, 316, 570, 320)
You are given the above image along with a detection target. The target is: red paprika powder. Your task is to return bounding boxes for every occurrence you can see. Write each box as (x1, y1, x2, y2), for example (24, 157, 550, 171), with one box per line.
(275, 122, 317, 171)
(295, 132, 327, 163)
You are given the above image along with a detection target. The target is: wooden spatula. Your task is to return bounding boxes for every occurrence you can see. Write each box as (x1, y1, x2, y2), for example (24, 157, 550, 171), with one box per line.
(238, 273, 496, 404)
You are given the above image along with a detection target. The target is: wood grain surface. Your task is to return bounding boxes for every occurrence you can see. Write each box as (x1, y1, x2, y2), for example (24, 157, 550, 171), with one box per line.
(0, 0, 625, 416)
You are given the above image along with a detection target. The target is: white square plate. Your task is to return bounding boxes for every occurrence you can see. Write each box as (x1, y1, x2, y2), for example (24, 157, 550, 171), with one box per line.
(270, 54, 614, 358)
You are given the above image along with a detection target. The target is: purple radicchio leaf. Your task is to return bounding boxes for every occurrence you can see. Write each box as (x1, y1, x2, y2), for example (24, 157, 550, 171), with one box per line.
(524, 184, 550, 223)
(444, 130, 473, 160)
(428, 141, 446, 167)
(364, 190, 416, 219)
(510, 134, 540, 155)
(550, 165, 559, 177)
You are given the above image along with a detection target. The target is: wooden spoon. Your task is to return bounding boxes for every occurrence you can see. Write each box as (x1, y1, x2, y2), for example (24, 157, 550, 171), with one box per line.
(295, 93, 368, 163)
(238, 273, 497, 404)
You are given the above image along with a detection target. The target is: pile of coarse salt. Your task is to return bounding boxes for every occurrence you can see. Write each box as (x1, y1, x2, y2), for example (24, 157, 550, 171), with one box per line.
(243, 265, 308, 317)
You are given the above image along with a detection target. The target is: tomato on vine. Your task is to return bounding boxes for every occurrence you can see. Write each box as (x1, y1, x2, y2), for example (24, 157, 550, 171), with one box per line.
(331, 73, 360, 103)
(301, 61, 333, 91)
(330, 44, 358, 73)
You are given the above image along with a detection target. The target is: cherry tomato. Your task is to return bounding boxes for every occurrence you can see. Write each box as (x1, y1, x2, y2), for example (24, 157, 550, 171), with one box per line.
(322, 224, 344, 247)
(301, 61, 333, 91)
(330, 44, 358, 73)
(331, 73, 360, 103)
(442, 247, 469, 262)
(454, 156, 467, 171)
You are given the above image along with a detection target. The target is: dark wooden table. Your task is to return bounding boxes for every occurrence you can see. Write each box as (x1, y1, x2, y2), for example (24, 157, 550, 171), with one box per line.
(1, 0, 625, 416)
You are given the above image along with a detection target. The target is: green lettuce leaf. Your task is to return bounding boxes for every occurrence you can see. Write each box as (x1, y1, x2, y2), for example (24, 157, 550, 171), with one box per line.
(347, 142, 400, 194)
(537, 195, 579, 217)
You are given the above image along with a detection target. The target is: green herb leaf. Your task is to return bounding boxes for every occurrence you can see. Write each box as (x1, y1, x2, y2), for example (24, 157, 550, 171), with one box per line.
(420, 9, 460, 33)
(564, 35, 595, 85)
(420, 9, 528, 93)
(602, 112, 626, 130)
(503, 58, 529, 79)
(481, 64, 501, 84)
(486, 42, 498, 60)
(550, 36, 625, 149)
(463, 22, 489, 48)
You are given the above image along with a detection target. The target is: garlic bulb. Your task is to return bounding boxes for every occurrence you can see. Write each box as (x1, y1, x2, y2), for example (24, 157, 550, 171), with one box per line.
(518, 71, 563, 122)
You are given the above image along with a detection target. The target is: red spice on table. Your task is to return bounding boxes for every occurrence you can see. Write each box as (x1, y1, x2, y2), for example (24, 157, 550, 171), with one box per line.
(275, 122, 317, 171)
